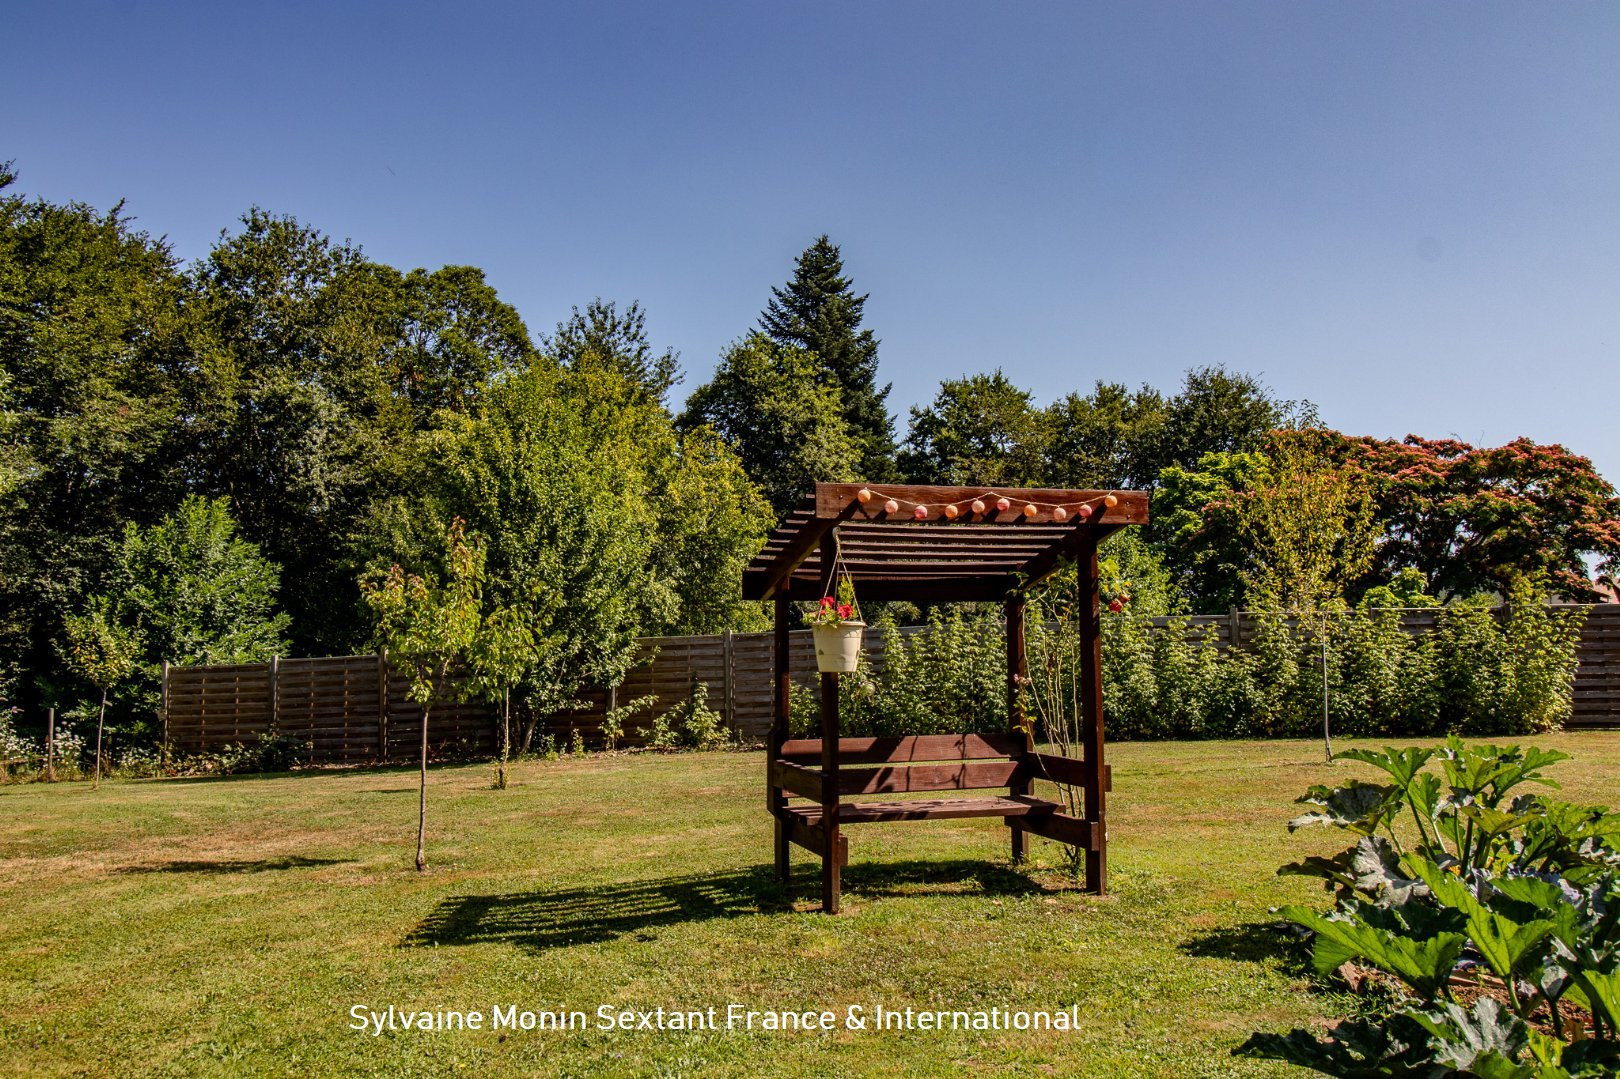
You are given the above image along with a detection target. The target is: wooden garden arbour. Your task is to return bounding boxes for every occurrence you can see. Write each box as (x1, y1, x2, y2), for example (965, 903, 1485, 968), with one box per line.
(742, 483, 1150, 913)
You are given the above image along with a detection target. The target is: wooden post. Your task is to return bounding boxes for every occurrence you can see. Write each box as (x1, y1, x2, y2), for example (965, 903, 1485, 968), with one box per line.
(490, 697, 502, 753)
(1228, 606, 1242, 650)
(376, 650, 390, 760)
(1079, 539, 1107, 895)
(771, 597, 791, 881)
(160, 661, 169, 762)
(1006, 596, 1030, 863)
(820, 669, 841, 915)
(817, 529, 841, 914)
(268, 654, 280, 735)
(722, 628, 736, 736)
(45, 707, 55, 782)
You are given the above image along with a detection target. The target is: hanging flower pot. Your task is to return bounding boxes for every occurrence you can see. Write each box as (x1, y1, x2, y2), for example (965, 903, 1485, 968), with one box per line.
(812, 620, 866, 673)
(806, 573, 864, 673)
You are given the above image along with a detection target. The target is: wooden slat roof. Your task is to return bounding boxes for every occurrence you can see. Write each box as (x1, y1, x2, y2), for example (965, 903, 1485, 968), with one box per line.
(741, 483, 1149, 602)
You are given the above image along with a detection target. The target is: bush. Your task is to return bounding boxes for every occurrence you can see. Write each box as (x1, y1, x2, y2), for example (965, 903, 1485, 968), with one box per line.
(0, 710, 34, 780)
(647, 681, 731, 750)
(0, 703, 89, 783)
(1432, 579, 1585, 735)
(789, 609, 1008, 738)
(184, 732, 312, 775)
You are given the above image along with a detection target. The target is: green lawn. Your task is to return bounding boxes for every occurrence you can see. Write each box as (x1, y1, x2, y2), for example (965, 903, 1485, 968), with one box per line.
(3, 734, 1617, 1077)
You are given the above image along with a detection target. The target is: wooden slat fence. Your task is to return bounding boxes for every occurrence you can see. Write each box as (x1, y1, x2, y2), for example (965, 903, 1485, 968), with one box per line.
(165, 654, 498, 764)
(163, 604, 1620, 763)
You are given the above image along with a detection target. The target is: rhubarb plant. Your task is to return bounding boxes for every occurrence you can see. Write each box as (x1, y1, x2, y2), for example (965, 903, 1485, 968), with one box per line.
(1239, 738, 1620, 1076)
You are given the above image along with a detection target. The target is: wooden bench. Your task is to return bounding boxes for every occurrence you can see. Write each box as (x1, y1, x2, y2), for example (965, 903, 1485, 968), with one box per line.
(769, 733, 1108, 893)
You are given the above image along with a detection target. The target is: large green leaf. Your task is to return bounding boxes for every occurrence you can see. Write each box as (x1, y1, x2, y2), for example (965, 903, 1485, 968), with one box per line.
(1234, 1016, 1433, 1076)
(1408, 858, 1556, 980)
(1437, 735, 1567, 808)
(1570, 967, 1620, 1029)
(1403, 999, 1530, 1075)
(1290, 780, 1402, 836)
(1281, 904, 1466, 1000)
(1336, 745, 1435, 789)
(1489, 876, 1580, 947)
(1350, 836, 1425, 907)
(1279, 850, 1359, 891)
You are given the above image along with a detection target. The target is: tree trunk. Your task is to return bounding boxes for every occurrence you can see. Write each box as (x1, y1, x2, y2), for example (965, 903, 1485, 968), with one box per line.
(497, 689, 510, 790)
(518, 705, 538, 755)
(93, 688, 107, 790)
(417, 699, 431, 872)
(1321, 613, 1333, 763)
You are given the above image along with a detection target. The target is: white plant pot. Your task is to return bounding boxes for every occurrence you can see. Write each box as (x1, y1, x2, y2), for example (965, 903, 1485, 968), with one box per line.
(812, 621, 866, 674)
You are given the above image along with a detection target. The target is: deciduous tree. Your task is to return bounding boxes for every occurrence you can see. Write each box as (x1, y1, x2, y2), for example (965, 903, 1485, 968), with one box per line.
(117, 495, 290, 669)
(1040, 381, 1167, 490)
(61, 597, 141, 789)
(0, 164, 190, 713)
(369, 364, 658, 749)
(899, 370, 1045, 486)
(1238, 432, 1378, 611)
(681, 334, 860, 516)
(1141, 366, 1312, 481)
(546, 298, 679, 406)
(1336, 434, 1620, 601)
(186, 212, 536, 653)
(1149, 450, 1267, 612)
(362, 519, 484, 871)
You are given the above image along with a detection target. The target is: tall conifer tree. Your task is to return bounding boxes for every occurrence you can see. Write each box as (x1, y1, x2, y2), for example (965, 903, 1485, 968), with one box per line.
(759, 236, 896, 479)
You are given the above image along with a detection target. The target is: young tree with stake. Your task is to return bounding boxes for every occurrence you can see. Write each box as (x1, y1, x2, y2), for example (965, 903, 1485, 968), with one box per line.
(62, 597, 140, 789)
(469, 604, 537, 790)
(362, 519, 484, 871)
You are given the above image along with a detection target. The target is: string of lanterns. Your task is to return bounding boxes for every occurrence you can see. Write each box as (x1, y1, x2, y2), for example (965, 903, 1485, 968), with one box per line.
(853, 487, 1119, 522)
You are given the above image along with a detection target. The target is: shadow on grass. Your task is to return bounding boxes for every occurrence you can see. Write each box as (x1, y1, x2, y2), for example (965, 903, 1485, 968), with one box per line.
(407, 867, 781, 951)
(841, 858, 1045, 898)
(408, 859, 1042, 952)
(119, 856, 354, 874)
(1180, 920, 1312, 977)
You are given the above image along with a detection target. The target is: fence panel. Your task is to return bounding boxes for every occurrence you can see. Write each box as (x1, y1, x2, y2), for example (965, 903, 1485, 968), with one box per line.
(164, 663, 273, 750)
(1573, 605, 1620, 729)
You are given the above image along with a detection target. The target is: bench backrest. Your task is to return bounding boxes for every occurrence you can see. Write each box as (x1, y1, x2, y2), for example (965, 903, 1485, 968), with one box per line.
(777, 734, 1028, 796)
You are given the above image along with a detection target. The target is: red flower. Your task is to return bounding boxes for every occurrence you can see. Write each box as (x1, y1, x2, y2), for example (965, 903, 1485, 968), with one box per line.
(820, 596, 835, 608)
(837, 603, 854, 620)
(1108, 599, 1123, 613)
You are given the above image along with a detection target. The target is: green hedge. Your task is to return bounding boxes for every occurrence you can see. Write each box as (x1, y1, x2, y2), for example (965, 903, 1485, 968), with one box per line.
(791, 580, 1585, 741)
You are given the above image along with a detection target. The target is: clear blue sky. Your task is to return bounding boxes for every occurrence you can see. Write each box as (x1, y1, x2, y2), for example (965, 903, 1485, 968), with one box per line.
(5, 2, 1617, 478)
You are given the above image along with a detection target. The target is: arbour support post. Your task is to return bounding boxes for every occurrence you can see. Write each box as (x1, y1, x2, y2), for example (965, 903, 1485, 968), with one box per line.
(817, 529, 842, 914)
(1079, 539, 1107, 894)
(771, 597, 791, 882)
(1005, 596, 1030, 863)
(820, 669, 841, 914)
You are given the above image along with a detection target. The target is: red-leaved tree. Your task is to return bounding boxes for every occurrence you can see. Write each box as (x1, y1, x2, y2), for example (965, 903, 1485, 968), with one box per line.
(1331, 435, 1620, 601)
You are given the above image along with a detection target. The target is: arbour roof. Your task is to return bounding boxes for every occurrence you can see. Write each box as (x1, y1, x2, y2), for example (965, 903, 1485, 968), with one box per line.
(741, 483, 1150, 603)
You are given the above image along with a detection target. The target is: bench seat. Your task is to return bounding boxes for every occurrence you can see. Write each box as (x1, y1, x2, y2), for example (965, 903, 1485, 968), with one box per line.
(784, 794, 1058, 824)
